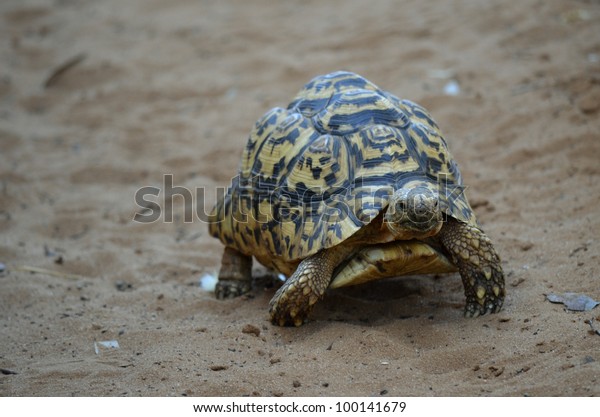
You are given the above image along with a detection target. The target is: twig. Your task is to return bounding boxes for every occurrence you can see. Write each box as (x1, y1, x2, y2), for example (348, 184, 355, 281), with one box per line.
(44, 53, 87, 89)
(15, 265, 89, 280)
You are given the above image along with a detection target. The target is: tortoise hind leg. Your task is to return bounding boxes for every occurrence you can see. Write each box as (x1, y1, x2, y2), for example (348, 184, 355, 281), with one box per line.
(215, 247, 252, 299)
(439, 218, 505, 317)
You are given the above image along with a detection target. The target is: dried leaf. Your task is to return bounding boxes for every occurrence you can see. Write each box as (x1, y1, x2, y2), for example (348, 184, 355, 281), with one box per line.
(546, 292, 599, 311)
(44, 53, 87, 88)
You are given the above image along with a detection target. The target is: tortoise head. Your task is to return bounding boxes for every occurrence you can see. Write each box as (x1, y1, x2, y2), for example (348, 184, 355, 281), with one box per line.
(384, 185, 443, 240)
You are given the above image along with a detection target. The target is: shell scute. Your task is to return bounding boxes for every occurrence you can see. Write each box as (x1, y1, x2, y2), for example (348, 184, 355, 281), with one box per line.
(313, 89, 409, 136)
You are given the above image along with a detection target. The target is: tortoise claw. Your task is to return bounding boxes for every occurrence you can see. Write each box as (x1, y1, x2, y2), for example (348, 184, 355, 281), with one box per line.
(215, 280, 251, 300)
(269, 281, 313, 327)
(464, 296, 504, 318)
(268, 250, 338, 326)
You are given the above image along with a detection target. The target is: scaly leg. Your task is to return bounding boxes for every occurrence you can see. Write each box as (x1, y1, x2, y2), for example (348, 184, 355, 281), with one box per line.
(215, 247, 252, 299)
(439, 218, 505, 317)
(269, 247, 350, 327)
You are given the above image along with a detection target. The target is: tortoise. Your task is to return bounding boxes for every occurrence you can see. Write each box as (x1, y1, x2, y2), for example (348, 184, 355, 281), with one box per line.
(208, 71, 505, 326)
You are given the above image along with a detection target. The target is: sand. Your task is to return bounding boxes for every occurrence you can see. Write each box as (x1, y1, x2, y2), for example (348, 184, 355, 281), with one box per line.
(1, 0, 599, 397)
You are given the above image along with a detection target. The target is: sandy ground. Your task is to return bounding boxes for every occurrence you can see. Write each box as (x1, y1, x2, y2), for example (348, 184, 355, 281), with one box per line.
(1, 0, 599, 397)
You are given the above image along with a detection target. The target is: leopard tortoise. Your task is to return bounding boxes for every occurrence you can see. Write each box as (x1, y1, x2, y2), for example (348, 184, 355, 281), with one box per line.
(208, 71, 505, 326)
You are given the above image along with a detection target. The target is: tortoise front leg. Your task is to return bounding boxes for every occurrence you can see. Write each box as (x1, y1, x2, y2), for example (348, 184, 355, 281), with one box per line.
(215, 247, 252, 299)
(269, 247, 350, 327)
(439, 218, 505, 317)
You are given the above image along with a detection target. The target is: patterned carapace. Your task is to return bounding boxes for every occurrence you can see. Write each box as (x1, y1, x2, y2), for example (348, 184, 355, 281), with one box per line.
(209, 71, 475, 265)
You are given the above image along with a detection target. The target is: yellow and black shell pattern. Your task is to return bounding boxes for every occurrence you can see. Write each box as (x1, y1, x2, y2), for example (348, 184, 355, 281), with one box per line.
(209, 71, 475, 263)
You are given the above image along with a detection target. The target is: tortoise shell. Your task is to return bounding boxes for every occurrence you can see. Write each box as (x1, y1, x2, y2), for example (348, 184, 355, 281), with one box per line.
(209, 71, 475, 268)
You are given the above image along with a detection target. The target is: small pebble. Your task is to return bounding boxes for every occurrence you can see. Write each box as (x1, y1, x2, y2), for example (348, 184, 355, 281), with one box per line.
(511, 278, 525, 287)
(577, 91, 600, 114)
(94, 340, 120, 355)
(199, 272, 217, 292)
(443, 80, 460, 96)
(115, 280, 133, 291)
(242, 324, 261, 337)
(519, 242, 534, 251)
(1, 368, 18, 375)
